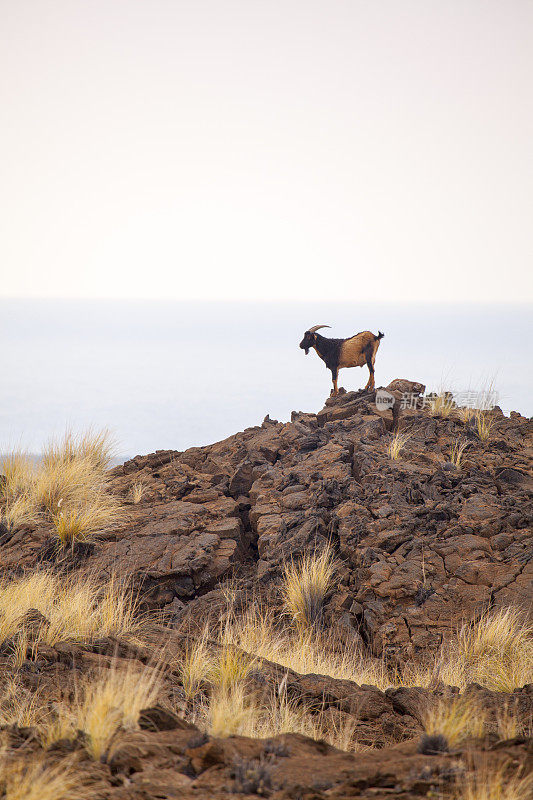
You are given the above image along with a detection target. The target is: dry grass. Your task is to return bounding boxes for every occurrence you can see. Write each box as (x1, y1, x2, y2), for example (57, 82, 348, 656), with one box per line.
(474, 411, 494, 441)
(0, 571, 146, 649)
(440, 607, 533, 692)
(42, 662, 162, 759)
(421, 696, 486, 746)
(1, 756, 84, 800)
(211, 640, 254, 692)
(0, 492, 39, 531)
(130, 481, 146, 504)
(281, 545, 335, 632)
(223, 604, 390, 689)
(450, 438, 469, 469)
(387, 430, 412, 460)
(178, 629, 213, 700)
(456, 766, 533, 800)
(52, 494, 123, 548)
(494, 702, 527, 740)
(0, 430, 122, 545)
(457, 406, 476, 424)
(205, 677, 360, 751)
(41, 429, 115, 474)
(0, 678, 46, 729)
(222, 602, 533, 697)
(428, 393, 455, 418)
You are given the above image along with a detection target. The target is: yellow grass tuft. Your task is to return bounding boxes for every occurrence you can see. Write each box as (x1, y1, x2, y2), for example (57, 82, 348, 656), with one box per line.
(457, 406, 475, 424)
(0, 571, 146, 648)
(0, 678, 46, 729)
(1, 492, 39, 531)
(474, 411, 494, 441)
(281, 545, 335, 633)
(421, 696, 486, 746)
(495, 702, 525, 740)
(0, 453, 35, 500)
(130, 481, 146, 504)
(207, 682, 256, 738)
(52, 493, 123, 548)
(447, 607, 533, 692)
(0, 431, 122, 542)
(47, 662, 162, 759)
(450, 438, 469, 469)
(224, 604, 390, 689)
(211, 641, 254, 692)
(429, 393, 455, 418)
(41, 429, 115, 475)
(178, 629, 212, 700)
(1, 756, 84, 800)
(456, 766, 533, 800)
(387, 430, 411, 461)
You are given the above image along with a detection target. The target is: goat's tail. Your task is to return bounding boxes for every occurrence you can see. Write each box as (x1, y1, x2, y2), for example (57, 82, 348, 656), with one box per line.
(376, 330, 384, 340)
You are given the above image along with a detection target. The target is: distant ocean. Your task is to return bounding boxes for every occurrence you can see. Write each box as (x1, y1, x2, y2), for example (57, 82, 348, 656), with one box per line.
(1, 300, 531, 461)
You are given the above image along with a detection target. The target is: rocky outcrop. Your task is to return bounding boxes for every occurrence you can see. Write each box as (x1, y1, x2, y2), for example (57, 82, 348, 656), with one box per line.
(0, 383, 531, 663)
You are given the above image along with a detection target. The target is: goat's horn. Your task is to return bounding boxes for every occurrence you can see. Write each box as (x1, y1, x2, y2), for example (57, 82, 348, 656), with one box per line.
(308, 324, 331, 333)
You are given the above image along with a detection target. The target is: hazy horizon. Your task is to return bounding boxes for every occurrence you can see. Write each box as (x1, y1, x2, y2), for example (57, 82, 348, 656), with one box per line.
(1, 298, 531, 460)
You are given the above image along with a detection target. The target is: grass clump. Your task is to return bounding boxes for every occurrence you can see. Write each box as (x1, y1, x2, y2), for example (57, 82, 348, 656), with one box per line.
(52, 494, 123, 549)
(387, 430, 411, 461)
(130, 481, 146, 504)
(74, 664, 161, 759)
(0, 429, 123, 546)
(178, 629, 213, 700)
(0, 571, 145, 649)
(442, 607, 533, 692)
(421, 696, 486, 746)
(428, 392, 455, 418)
(281, 545, 335, 633)
(0, 756, 84, 800)
(456, 767, 533, 800)
(450, 438, 469, 469)
(474, 411, 494, 441)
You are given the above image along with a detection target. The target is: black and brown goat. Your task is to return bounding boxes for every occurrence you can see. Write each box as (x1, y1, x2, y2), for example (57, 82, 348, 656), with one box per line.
(299, 325, 384, 396)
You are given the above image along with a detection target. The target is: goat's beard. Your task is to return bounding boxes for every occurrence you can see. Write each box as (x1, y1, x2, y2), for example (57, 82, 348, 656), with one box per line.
(304, 348, 309, 355)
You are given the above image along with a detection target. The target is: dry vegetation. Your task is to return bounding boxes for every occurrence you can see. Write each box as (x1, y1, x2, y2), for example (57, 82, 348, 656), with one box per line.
(429, 392, 455, 418)
(474, 411, 494, 441)
(0, 429, 123, 546)
(450, 438, 469, 468)
(456, 767, 533, 800)
(421, 696, 486, 746)
(0, 570, 145, 650)
(281, 544, 335, 631)
(172, 552, 533, 756)
(0, 755, 84, 800)
(387, 430, 412, 460)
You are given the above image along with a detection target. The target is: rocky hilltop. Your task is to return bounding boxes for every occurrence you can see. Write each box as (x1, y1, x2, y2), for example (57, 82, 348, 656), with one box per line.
(9, 379, 531, 659)
(0, 381, 532, 798)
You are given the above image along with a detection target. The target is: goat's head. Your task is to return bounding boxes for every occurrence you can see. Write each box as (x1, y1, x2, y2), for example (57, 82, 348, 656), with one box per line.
(299, 325, 330, 354)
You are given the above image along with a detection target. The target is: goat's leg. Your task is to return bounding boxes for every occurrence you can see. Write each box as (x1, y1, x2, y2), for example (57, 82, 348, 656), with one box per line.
(364, 349, 375, 391)
(330, 368, 339, 397)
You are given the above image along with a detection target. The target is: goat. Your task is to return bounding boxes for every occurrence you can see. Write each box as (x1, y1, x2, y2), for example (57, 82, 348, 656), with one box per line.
(299, 324, 384, 396)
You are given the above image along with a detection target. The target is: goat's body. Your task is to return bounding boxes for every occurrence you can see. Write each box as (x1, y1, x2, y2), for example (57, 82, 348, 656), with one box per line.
(309, 329, 383, 395)
(338, 330, 378, 368)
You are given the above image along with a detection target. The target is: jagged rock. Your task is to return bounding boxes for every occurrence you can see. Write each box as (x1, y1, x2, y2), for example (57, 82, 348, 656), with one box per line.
(0, 385, 531, 664)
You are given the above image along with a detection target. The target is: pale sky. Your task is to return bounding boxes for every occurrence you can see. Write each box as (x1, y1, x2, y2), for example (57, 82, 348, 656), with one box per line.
(1, 1, 532, 302)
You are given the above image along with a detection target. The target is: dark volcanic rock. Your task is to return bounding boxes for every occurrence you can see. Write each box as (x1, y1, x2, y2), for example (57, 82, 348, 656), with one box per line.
(1, 383, 532, 663)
